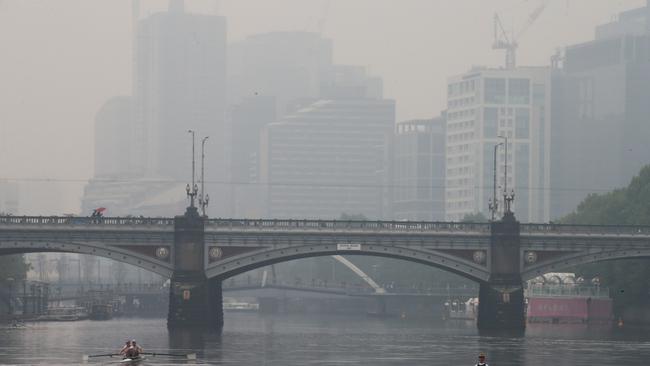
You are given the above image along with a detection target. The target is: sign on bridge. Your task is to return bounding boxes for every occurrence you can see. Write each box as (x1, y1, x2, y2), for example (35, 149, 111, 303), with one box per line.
(337, 243, 362, 251)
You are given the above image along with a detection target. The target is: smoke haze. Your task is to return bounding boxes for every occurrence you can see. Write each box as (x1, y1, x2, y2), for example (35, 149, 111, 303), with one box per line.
(0, 0, 645, 213)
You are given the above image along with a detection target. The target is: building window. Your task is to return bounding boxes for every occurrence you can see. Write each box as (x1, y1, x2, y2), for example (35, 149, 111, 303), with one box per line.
(515, 108, 530, 139)
(533, 84, 546, 105)
(484, 78, 506, 104)
(508, 78, 530, 104)
(484, 108, 498, 138)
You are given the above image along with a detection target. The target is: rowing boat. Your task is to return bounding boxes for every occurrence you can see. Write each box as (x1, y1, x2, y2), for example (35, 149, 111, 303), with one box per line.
(83, 351, 196, 362)
(119, 355, 145, 364)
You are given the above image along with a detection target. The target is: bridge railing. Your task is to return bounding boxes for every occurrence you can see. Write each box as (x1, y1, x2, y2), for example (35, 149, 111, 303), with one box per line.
(0, 216, 175, 226)
(205, 219, 491, 233)
(521, 223, 650, 236)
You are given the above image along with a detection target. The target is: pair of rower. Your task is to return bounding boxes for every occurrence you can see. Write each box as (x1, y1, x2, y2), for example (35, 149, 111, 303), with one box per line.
(119, 340, 143, 359)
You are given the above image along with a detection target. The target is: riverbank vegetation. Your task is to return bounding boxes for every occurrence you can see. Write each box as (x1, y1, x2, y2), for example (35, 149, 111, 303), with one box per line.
(561, 165, 650, 320)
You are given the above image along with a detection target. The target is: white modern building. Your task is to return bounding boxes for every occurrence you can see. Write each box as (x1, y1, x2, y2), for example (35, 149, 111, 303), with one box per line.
(445, 67, 551, 223)
(260, 66, 394, 219)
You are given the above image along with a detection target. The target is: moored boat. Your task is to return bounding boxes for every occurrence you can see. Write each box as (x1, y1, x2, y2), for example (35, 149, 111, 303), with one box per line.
(89, 304, 113, 320)
(526, 273, 612, 324)
(442, 297, 478, 321)
(37, 306, 88, 321)
(223, 301, 259, 312)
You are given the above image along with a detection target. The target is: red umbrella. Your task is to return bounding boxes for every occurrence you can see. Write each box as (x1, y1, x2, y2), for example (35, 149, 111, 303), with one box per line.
(94, 207, 106, 213)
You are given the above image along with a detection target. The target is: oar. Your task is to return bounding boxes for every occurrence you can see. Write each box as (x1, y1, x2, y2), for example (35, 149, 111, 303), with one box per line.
(82, 353, 120, 361)
(142, 352, 197, 360)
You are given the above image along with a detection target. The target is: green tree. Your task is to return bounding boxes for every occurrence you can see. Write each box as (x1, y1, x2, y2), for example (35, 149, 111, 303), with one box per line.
(339, 213, 368, 220)
(0, 254, 30, 281)
(560, 165, 650, 317)
(461, 212, 489, 223)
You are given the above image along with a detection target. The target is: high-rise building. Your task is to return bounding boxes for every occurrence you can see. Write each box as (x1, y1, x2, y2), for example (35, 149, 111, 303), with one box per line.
(445, 67, 551, 223)
(260, 67, 394, 219)
(94, 96, 135, 179)
(82, 1, 227, 217)
(0, 181, 19, 214)
(229, 96, 277, 217)
(392, 116, 446, 221)
(228, 31, 333, 116)
(135, 0, 227, 189)
(550, 2, 650, 218)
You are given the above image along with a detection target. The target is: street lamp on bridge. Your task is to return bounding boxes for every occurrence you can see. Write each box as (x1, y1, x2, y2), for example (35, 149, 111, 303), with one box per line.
(489, 141, 504, 221)
(199, 136, 210, 217)
(497, 135, 515, 216)
(186, 130, 198, 209)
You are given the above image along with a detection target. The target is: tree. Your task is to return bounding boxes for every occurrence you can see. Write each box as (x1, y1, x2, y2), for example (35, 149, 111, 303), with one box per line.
(0, 255, 30, 281)
(560, 165, 650, 317)
(339, 213, 368, 221)
(461, 212, 489, 223)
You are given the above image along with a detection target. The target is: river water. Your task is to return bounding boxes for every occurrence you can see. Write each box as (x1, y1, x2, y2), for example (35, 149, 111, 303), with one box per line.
(1, 314, 650, 365)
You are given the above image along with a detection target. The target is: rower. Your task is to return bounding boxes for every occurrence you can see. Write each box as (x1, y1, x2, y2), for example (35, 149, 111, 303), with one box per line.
(119, 341, 131, 356)
(131, 340, 143, 356)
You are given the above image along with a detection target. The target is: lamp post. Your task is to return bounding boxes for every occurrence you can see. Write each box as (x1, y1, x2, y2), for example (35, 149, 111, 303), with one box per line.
(498, 135, 508, 213)
(489, 142, 504, 221)
(199, 136, 210, 216)
(186, 130, 198, 208)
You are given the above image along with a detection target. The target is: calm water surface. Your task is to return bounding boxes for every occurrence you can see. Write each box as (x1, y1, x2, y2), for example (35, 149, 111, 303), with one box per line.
(1, 314, 650, 365)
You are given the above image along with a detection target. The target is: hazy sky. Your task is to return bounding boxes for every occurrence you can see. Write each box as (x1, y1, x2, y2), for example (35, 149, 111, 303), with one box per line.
(0, 0, 645, 214)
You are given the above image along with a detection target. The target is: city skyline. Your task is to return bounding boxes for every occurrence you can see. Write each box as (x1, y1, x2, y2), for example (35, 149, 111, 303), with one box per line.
(0, 0, 646, 215)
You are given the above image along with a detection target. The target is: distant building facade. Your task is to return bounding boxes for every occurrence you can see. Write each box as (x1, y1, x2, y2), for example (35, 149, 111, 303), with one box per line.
(228, 31, 333, 117)
(550, 3, 650, 218)
(261, 67, 395, 219)
(445, 67, 551, 223)
(0, 181, 19, 214)
(392, 117, 446, 221)
(229, 96, 277, 217)
(94, 96, 135, 179)
(83, 1, 227, 217)
(134, 1, 227, 202)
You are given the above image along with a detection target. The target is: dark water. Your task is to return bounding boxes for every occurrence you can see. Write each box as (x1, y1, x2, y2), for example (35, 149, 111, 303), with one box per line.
(1, 314, 650, 365)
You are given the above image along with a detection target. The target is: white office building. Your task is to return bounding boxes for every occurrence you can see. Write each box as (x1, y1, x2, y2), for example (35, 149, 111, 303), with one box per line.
(445, 67, 551, 223)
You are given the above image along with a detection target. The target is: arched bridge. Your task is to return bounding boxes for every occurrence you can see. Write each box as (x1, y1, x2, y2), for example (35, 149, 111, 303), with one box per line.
(2, 211, 650, 331)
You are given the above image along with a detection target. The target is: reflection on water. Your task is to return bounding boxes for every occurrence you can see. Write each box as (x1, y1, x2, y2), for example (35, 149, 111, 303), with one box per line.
(2, 314, 650, 365)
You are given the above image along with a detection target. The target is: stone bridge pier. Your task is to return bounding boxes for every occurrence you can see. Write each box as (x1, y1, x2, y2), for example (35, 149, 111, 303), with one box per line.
(477, 213, 525, 332)
(167, 207, 223, 329)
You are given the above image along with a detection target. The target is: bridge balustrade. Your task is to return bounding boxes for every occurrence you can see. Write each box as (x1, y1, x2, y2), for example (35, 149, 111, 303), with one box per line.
(205, 219, 491, 233)
(521, 223, 650, 236)
(0, 216, 175, 226)
(0, 215, 495, 233)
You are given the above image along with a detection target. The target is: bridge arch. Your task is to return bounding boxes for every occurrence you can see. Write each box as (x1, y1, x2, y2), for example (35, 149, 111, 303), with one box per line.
(0, 239, 173, 278)
(205, 244, 490, 284)
(522, 247, 650, 281)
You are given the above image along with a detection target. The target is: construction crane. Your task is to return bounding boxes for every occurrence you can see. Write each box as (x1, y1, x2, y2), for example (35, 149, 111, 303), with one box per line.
(304, 0, 331, 34)
(317, 0, 331, 34)
(492, 0, 549, 69)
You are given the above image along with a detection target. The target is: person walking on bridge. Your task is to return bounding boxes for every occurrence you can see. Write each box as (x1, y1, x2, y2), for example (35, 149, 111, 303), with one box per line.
(475, 352, 488, 366)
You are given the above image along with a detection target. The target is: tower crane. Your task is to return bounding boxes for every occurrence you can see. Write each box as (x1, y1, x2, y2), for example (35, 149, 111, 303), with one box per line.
(492, 0, 549, 69)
